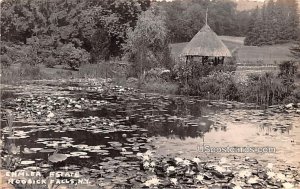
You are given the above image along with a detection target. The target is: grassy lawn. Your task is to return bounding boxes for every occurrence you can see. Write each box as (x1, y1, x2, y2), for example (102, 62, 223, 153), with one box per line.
(236, 43, 294, 65)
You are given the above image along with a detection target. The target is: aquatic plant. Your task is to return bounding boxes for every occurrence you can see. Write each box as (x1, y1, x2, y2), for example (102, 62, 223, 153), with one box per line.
(48, 153, 68, 163)
(1, 110, 21, 170)
(144, 176, 161, 187)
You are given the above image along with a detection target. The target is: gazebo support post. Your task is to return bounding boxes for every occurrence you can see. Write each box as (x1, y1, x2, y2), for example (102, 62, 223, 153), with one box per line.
(214, 57, 217, 66)
(221, 57, 225, 64)
(185, 55, 189, 86)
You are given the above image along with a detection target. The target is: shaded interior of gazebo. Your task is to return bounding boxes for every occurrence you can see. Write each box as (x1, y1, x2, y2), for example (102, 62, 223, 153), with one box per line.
(185, 55, 225, 66)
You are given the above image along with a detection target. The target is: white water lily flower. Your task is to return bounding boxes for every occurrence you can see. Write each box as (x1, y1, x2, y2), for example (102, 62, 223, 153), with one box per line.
(247, 176, 259, 184)
(282, 182, 294, 189)
(150, 161, 155, 167)
(267, 171, 275, 178)
(143, 155, 150, 161)
(266, 163, 273, 170)
(183, 159, 191, 166)
(174, 157, 183, 164)
(149, 167, 155, 172)
(47, 111, 55, 118)
(166, 166, 175, 173)
(276, 173, 286, 181)
(75, 104, 81, 109)
(239, 169, 252, 178)
(233, 185, 242, 189)
(219, 157, 227, 164)
(192, 157, 201, 164)
(143, 161, 150, 168)
(170, 178, 178, 185)
(215, 165, 226, 173)
(144, 150, 153, 156)
(144, 177, 160, 187)
(195, 174, 204, 182)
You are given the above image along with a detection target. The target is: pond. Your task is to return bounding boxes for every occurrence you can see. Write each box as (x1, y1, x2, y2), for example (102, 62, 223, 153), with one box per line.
(1, 79, 299, 188)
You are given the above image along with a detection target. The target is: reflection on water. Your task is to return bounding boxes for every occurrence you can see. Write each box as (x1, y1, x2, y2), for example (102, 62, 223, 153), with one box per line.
(69, 94, 218, 139)
(153, 110, 300, 166)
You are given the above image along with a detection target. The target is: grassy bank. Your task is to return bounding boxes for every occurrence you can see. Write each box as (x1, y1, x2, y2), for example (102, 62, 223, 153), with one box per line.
(1, 62, 179, 95)
(0, 63, 78, 84)
(2, 60, 298, 106)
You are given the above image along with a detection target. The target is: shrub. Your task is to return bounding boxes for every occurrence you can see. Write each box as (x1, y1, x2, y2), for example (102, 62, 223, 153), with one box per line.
(144, 68, 171, 81)
(239, 71, 297, 105)
(1, 43, 39, 65)
(278, 61, 297, 79)
(174, 60, 236, 85)
(44, 56, 57, 68)
(0, 54, 12, 67)
(290, 88, 300, 102)
(185, 71, 237, 100)
(58, 43, 90, 70)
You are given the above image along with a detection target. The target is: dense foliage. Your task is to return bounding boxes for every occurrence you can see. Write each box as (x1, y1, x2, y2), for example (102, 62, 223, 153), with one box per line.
(158, 0, 299, 45)
(244, 0, 299, 46)
(0, 0, 151, 68)
(178, 61, 298, 105)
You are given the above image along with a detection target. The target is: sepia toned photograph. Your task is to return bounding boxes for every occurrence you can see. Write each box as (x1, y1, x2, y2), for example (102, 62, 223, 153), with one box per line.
(0, 0, 300, 188)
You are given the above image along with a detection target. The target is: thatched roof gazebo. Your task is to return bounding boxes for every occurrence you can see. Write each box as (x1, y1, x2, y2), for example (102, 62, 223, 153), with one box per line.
(181, 24, 232, 65)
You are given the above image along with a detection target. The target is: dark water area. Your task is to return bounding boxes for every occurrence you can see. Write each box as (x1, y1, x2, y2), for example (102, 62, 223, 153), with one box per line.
(68, 91, 218, 139)
(0, 89, 20, 100)
(6, 128, 147, 169)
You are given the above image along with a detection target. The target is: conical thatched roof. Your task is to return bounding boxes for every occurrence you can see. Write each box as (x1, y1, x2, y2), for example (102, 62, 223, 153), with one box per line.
(181, 24, 232, 57)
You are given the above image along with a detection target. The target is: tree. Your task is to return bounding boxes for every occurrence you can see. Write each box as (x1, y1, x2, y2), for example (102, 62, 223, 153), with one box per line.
(245, 0, 299, 46)
(58, 43, 90, 70)
(123, 7, 169, 77)
(0, 0, 151, 62)
(244, 7, 262, 45)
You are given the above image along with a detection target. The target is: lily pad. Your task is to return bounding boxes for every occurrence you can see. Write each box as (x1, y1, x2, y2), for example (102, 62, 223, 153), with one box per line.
(48, 153, 68, 163)
(79, 155, 91, 159)
(40, 149, 56, 153)
(20, 160, 36, 165)
(70, 151, 88, 157)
